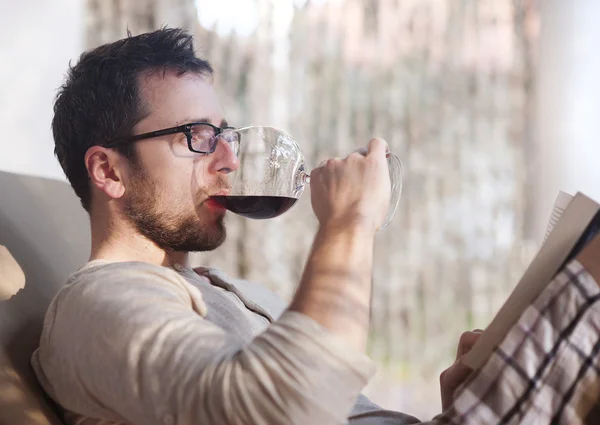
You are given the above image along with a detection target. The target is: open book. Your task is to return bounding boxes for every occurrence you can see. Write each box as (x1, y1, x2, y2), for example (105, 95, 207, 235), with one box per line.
(462, 191, 600, 369)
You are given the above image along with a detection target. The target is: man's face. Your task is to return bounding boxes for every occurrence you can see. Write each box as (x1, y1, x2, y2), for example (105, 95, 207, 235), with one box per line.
(122, 71, 239, 252)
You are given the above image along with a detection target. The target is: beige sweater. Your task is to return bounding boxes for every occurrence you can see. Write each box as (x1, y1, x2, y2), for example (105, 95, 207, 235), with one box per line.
(31, 260, 421, 425)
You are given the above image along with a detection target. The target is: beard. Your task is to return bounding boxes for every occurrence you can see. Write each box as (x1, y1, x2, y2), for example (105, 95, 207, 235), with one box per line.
(123, 165, 227, 253)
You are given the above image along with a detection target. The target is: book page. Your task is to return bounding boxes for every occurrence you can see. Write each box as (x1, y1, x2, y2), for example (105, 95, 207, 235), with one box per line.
(544, 191, 574, 242)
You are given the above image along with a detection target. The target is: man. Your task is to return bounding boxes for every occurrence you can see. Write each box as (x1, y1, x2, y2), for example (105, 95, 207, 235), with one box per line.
(32, 25, 600, 425)
(31, 28, 476, 424)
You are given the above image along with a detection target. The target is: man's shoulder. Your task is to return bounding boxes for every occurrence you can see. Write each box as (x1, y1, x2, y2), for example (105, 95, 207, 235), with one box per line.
(33, 262, 206, 420)
(41, 261, 203, 352)
(59, 260, 195, 307)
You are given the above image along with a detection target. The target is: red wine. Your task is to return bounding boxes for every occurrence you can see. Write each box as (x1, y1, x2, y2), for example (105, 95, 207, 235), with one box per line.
(211, 196, 298, 219)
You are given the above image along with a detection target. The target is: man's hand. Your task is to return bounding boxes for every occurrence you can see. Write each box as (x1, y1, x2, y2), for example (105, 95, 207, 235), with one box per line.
(439, 330, 482, 411)
(309, 138, 391, 232)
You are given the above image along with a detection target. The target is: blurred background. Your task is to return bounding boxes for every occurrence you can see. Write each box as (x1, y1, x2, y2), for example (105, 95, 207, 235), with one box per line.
(2, 0, 600, 419)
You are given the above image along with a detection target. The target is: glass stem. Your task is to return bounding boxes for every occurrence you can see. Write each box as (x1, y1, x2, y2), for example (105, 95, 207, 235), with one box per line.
(301, 171, 311, 184)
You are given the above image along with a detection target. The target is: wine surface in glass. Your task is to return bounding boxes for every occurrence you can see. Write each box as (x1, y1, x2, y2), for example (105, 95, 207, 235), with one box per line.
(211, 196, 298, 219)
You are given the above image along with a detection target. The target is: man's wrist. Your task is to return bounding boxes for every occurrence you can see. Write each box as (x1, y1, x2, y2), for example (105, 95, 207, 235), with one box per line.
(318, 216, 379, 238)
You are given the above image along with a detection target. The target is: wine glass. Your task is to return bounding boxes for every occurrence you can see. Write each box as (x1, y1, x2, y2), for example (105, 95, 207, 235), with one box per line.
(211, 126, 403, 228)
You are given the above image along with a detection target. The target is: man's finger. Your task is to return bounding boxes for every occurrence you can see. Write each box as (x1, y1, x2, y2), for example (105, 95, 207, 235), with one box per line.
(440, 360, 474, 411)
(352, 147, 368, 157)
(456, 331, 483, 359)
(366, 137, 388, 158)
(317, 157, 340, 168)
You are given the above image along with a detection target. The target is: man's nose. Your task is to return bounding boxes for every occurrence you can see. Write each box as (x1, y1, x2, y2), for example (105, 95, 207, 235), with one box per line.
(209, 137, 240, 174)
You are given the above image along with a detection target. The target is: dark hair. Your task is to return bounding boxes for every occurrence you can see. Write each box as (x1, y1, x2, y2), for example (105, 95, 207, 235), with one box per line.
(53, 27, 213, 212)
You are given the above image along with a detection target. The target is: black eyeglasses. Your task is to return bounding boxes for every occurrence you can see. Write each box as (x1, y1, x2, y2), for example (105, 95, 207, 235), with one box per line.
(105, 122, 240, 155)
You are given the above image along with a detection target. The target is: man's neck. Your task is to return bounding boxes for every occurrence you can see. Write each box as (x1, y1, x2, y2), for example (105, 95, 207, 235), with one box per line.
(88, 212, 190, 268)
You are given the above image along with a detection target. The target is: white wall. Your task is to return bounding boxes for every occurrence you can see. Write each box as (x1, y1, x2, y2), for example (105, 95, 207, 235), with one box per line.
(0, 0, 83, 181)
(535, 0, 600, 241)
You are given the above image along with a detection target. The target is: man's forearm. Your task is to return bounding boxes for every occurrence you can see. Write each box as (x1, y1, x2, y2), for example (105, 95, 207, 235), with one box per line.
(289, 222, 375, 352)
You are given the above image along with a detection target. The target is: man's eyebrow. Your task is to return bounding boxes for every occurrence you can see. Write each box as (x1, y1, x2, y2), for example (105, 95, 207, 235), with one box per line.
(185, 118, 230, 128)
(185, 117, 211, 124)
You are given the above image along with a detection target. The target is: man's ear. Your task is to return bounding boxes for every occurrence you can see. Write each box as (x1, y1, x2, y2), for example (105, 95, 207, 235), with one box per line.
(85, 146, 127, 200)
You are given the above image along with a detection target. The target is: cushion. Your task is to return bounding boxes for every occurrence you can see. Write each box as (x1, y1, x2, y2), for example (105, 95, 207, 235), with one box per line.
(0, 171, 90, 425)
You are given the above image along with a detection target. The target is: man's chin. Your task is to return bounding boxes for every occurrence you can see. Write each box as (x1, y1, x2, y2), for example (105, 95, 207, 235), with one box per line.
(186, 219, 227, 252)
(202, 226, 227, 252)
(146, 216, 227, 253)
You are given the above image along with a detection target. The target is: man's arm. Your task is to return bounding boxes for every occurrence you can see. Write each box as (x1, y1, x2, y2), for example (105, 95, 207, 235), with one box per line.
(290, 224, 376, 352)
(290, 138, 390, 352)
